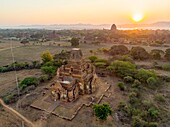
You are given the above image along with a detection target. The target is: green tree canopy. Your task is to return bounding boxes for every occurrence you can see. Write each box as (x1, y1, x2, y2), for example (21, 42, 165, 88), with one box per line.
(93, 103, 112, 120)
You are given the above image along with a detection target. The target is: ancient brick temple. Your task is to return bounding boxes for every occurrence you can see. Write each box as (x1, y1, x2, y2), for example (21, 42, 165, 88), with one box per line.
(51, 48, 97, 102)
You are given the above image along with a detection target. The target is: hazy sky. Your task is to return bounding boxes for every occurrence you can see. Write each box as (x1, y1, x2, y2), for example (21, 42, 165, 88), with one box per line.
(0, 0, 170, 26)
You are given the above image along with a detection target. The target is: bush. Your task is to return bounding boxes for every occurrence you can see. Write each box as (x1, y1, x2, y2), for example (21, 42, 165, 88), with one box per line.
(3, 94, 16, 104)
(41, 50, 53, 63)
(94, 62, 107, 68)
(164, 48, 170, 61)
(108, 60, 137, 77)
(124, 76, 134, 83)
(147, 122, 158, 127)
(130, 46, 150, 60)
(89, 56, 98, 63)
(93, 103, 112, 120)
(41, 66, 56, 77)
(19, 77, 39, 90)
(148, 107, 159, 119)
(117, 82, 126, 91)
(132, 116, 147, 127)
(118, 55, 134, 63)
(135, 69, 157, 83)
(39, 75, 49, 82)
(162, 64, 170, 71)
(154, 94, 166, 103)
(132, 80, 141, 88)
(109, 45, 129, 56)
(147, 77, 158, 87)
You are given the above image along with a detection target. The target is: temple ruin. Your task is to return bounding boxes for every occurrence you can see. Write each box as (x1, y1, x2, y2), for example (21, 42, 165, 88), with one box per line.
(50, 48, 97, 102)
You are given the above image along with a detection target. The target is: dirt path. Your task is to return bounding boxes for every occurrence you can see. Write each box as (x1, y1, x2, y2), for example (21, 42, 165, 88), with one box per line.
(0, 98, 35, 127)
(0, 45, 22, 52)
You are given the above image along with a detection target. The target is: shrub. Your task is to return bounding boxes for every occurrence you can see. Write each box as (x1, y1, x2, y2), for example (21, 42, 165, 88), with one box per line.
(135, 69, 157, 83)
(130, 46, 150, 60)
(19, 77, 39, 90)
(117, 82, 126, 91)
(154, 94, 166, 103)
(95, 58, 108, 63)
(162, 64, 170, 71)
(148, 107, 159, 119)
(41, 50, 53, 63)
(147, 122, 158, 127)
(39, 75, 49, 82)
(109, 45, 129, 56)
(132, 116, 147, 127)
(164, 48, 170, 61)
(108, 60, 137, 77)
(124, 76, 134, 83)
(93, 103, 112, 120)
(94, 62, 107, 68)
(89, 56, 98, 63)
(3, 94, 16, 104)
(150, 49, 164, 60)
(132, 80, 141, 88)
(118, 55, 134, 63)
(41, 66, 56, 77)
(147, 77, 158, 87)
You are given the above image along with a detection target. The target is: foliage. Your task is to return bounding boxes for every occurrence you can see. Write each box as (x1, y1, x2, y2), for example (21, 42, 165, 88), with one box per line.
(94, 62, 107, 68)
(41, 50, 53, 63)
(154, 94, 166, 103)
(147, 77, 158, 87)
(39, 75, 49, 82)
(118, 55, 134, 63)
(41, 66, 56, 77)
(147, 122, 158, 127)
(132, 116, 147, 127)
(107, 60, 136, 77)
(117, 82, 126, 91)
(162, 64, 170, 71)
(53, 50, 70, 65)
(164, 48, 170, 61)
(70, 37, 79, 47)
(93, 103, 112, 120)
(150, 49, 164, 60)
(19, 77, 39, 90)
(20, 39, 29, 45)
(124, 76, 134, 83)
(135, 69, 157, 83)
(89, 56, 98, 63)
(130, 46, 150, 60)
(148, 107, 159, 119)
(109, 45, 129, 56)
(3, 94, 16, 104)
(132, 80, 141, 88)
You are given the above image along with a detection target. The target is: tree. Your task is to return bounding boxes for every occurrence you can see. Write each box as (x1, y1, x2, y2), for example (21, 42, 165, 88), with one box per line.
(164, 48, 170, 61)
(41, 66, 56, 78)
(107, 60, 136, 77)
(130, 46, 150, 60)
(19, 77, 39, 90)
(20, 39, 29, 46)
(70, 37, 79, 47)
(93, 103, 112, 120)
(150, 49, 164, 60)
(109, 45, 129, 56)
(41, 50, 53, 63)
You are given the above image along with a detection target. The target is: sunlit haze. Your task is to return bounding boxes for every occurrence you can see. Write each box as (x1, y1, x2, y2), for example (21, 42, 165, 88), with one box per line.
(0, 0, 170, 26)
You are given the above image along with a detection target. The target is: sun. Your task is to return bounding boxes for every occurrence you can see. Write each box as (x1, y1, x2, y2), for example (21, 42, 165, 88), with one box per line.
(132, 13, 144, 22)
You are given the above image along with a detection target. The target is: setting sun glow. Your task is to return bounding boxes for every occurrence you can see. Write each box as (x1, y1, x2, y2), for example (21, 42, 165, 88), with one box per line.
(132, 13, 144, 22)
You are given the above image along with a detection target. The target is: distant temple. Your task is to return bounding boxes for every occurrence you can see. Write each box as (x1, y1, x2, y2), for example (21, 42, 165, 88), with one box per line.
(50, 48, 97, 102)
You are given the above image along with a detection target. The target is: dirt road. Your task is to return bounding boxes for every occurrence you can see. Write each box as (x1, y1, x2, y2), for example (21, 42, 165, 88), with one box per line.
(0, 98, 35, 127)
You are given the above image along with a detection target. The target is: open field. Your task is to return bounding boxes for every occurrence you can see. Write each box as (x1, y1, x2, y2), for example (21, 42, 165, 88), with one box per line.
(0, 41, 169, 66)
(0, 69, 42, 97)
